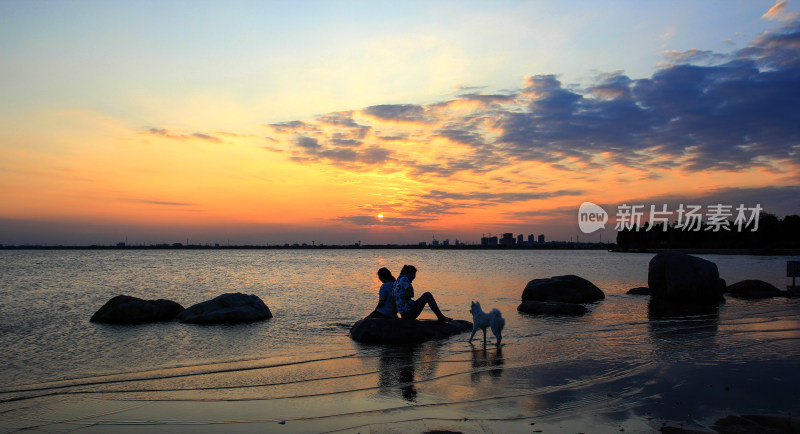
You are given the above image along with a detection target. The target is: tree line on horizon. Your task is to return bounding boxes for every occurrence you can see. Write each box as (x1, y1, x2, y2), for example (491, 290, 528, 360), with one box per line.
(615, 213, 800, 250)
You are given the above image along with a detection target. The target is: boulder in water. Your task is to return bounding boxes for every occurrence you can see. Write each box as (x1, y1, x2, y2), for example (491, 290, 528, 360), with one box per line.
(349, 318, 472, 344)
(627, 287, 652, 296)
(90, 295, 184, 324)
(648, 251, 725, 303)
(726, 279, 784, 299)
(177, 293, 272, 324)
(521, 275, 605, 304)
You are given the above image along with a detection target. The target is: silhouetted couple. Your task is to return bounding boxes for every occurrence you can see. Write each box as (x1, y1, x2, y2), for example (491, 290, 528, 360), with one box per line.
(369, 265, 452, 322)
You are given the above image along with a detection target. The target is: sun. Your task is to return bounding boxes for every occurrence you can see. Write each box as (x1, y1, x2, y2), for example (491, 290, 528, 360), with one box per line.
(377, 214, 384, 219)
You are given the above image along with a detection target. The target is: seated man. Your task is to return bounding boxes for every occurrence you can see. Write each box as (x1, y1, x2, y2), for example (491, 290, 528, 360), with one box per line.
(392, 265, 452, 322)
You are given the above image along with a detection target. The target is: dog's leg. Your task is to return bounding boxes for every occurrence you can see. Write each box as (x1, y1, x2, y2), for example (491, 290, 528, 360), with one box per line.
(491, 323, 502, 345)
(468, 326, 477, 342)
(482, 328, 487, 345)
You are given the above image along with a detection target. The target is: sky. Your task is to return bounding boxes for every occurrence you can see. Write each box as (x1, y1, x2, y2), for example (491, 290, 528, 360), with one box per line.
(1, 0, 799, 246)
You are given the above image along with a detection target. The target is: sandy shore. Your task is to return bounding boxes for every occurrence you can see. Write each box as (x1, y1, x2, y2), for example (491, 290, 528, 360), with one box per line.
(2, 348, 798, 433)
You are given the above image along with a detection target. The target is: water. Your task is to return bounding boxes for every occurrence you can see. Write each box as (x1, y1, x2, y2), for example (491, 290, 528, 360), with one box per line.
(1, 249, 798, 433)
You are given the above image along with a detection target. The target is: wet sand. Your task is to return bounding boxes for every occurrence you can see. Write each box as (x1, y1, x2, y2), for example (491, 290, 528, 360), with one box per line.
(2, 341, 799, 433)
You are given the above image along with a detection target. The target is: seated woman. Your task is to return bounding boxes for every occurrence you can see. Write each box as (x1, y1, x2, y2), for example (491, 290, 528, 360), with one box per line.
(368, 267, 397, 319)
(392, 265, 452, 322)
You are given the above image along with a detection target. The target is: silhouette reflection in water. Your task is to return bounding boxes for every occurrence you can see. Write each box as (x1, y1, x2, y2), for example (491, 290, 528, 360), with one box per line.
(469, 342, 504, 383)
(377, 343, 442, 402)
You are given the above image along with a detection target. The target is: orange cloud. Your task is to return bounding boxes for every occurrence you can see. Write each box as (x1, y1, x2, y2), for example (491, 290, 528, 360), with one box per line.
(763, 1, 799, 21)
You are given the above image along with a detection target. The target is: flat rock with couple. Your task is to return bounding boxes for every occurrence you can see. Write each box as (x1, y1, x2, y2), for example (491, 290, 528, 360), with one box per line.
(349, 265, 473, 344)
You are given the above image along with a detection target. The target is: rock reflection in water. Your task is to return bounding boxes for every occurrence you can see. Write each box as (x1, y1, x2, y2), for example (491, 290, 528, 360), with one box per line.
(647, 299, 720, 360)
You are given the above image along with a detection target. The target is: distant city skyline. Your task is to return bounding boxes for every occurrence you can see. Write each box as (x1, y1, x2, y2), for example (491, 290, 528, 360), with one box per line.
(2, 2, 800, 246)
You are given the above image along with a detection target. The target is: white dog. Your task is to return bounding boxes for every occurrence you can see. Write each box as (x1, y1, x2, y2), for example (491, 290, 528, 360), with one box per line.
(469, 301, 505, 345)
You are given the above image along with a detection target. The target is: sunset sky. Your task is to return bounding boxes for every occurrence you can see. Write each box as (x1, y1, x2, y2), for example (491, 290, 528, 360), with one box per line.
(2, 1, 799, 246)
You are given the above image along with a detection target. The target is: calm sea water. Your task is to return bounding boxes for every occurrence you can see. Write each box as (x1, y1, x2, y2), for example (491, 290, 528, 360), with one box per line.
(1, 249, 798, 433)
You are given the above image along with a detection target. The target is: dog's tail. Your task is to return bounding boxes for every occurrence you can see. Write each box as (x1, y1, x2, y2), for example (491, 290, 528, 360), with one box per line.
(490, 308, 505, 332)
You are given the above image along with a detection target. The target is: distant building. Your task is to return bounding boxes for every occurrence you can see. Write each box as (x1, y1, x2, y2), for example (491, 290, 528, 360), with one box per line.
(419, 241, 427, 247)
(528, 234, 535, 243)
(500, 233, 515, 246)
(517, 234, 524, 244)
(538, 234, 545, 243)
(481, 236, 498, 246)
(442, 239, 449, 246)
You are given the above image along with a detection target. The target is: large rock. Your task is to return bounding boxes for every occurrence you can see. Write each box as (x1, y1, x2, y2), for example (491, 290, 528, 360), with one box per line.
(521, 275, 605, 304)
(177, 293, 272, 324)
(349, 318, 472, 344)
(726, 279, 784, 299)
(90, 295, 184, 324)
(648, 251, 725, 303)
(517, 300, 588, 316)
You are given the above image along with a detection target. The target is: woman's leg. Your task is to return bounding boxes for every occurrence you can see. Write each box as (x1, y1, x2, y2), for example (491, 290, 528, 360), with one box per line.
(400, 292, 451, 321)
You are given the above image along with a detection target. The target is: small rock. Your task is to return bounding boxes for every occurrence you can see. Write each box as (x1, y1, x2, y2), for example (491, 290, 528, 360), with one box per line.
(626, 287, 651, 296)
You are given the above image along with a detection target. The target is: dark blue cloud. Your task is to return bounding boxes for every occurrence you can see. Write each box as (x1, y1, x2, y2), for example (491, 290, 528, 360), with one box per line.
(423, 189, 583, 203)
(146, 128, 222, 143)
(317, 111, 371, 139)
(435, 128, 486, 147)
(289, 135, 393, 165)
(295, 136, 321, 149)
(329, 137, 363, 147)
(270, 20, 800, 212)
(268, 120, 317, 133)
(495, 21, 800, 171)
(458, 93, 515, 104)
(191, 132, 222, 143)
(359, 146, 393, 164)
(362, 104, 428, 123)
(317, 148, 358, 161)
